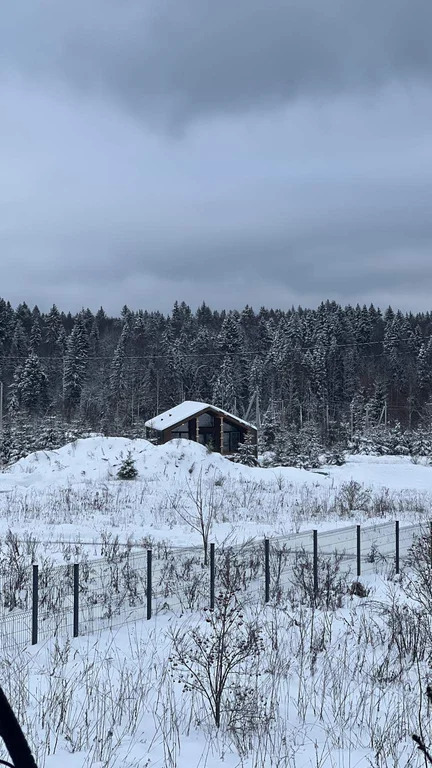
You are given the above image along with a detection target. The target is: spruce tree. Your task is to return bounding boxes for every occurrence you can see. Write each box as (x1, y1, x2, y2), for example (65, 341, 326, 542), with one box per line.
(110, 320, 130, 410)
(117, 451, 138, 479)
(232, 433, 257, 466)
(29, 318, 42, 353)
(10, 321, 28, 359)
(18, 352, 49, 414)
(63, 315, 89, 418)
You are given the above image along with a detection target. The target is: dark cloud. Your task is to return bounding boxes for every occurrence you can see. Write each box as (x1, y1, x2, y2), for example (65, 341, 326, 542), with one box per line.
(1, 1, 432, 126)
(0, 3, 431, 314)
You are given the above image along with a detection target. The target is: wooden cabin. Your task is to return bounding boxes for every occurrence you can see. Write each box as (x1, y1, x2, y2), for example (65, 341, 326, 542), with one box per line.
(145, 401, 257, 455)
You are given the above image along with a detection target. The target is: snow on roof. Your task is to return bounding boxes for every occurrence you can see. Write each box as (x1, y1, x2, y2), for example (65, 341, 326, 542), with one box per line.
(145, 401, 256, 432)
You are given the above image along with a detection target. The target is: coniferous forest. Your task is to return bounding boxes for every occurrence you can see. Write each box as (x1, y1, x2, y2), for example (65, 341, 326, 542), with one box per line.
(2, 297, 432, 464)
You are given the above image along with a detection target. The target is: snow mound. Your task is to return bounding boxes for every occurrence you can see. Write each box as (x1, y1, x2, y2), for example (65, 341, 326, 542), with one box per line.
(0, 436, 248, 489)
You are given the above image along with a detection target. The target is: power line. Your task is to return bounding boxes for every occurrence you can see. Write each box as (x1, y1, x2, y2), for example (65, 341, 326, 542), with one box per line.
(0, 335, 426, 362)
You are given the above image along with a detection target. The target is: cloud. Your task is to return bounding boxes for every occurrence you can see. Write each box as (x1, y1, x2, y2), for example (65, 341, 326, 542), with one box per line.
(0, 5, 432, 315)
(2, 1, 432, 127)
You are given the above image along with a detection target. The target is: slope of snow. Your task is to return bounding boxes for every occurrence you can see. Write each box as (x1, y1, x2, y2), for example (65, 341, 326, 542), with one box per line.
(4, 435, 432, 493)
(0, 437, 431, 556)
(324, 453, 432, 492)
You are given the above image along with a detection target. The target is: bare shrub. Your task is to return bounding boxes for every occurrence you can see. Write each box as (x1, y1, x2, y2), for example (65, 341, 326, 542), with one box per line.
(168, 471, 221, 564)
(288, 548, 349, 610)
(349, 580, 369, 597)
(371, 488, 396, 518)
(404, 530, 432, 614)
(169, 586, 264, 728)
(379, 598, 431, 663)
(335, 480, 371, 517)
(157, 551, 206, 610)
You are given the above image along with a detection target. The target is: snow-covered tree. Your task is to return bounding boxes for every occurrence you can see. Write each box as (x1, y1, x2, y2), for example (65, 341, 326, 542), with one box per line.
(117, 451, 138, 479)
(63, 315, 89, 417)
(17, 352, 49, 414)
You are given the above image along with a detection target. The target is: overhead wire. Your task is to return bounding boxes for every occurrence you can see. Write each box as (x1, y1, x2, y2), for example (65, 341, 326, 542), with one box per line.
(0, 333, 425, 362)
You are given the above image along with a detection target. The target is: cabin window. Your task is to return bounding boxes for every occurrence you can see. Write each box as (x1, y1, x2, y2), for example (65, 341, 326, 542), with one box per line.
(199, 412, 215, 427)
(223, 430, 242, 452)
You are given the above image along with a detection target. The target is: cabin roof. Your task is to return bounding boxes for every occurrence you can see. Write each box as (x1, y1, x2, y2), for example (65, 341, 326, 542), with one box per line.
(144, 400, 256, 432)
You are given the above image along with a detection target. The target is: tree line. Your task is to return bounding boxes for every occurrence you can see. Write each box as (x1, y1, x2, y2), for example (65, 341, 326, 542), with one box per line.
(1, 297, 432, 461)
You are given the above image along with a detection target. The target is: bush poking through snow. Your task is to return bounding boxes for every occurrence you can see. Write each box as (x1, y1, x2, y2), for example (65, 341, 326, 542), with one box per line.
(288, 548, 349, 610)
(349, 580, 369, 598)
(404, 530, 432, 615)
(116, 451, 138, 480)
(169, 585, 264, 729)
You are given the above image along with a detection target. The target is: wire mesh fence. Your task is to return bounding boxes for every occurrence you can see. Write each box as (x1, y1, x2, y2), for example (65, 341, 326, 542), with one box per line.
(0, 519, 430, 649)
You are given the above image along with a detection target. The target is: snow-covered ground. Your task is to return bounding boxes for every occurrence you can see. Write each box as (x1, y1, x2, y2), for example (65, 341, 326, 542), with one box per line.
(0, 436, 431, 556)
(1, 437, 432, 767)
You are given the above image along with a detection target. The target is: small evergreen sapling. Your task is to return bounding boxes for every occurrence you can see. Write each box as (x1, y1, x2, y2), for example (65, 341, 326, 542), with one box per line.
(232, 433, 258, 466)
(116, 451, 138, 480)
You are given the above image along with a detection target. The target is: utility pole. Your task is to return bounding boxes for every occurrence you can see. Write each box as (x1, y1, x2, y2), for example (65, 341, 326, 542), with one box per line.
(255, 389, 260, 428)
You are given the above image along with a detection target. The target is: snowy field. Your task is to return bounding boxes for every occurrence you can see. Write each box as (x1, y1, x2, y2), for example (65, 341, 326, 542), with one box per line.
(0, 436, 432, 556)
(2, 437, 432, 767)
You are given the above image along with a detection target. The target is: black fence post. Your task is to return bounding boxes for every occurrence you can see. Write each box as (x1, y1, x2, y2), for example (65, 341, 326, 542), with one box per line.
(210, 543, 215, 611)
(395, 520, 400, 575)
(356, 524, 361, 578)
(73, 563, 79, 638)
(146, 549, 152, 620)
(313, 530, 318, 603)
(32, 564, 38, 646)
(430, 521, 432, 569)
(264, 539, 270, 603)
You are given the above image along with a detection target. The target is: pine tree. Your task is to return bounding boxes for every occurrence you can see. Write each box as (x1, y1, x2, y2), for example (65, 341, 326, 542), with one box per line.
(259, 409, 282, 451)
(10, 320, 28, 359)
(369, 381, 388, 425)
(29, 318, 42, 353)
(296, 423, 322, 468)
(0, 421, 12, 465)
(18, 352, 49, 414)
(44, 304, 63, 350)
(231, 433, 257, 466)
(0, 299, 14, 359)
(15, 302, 32, 334)
(110, 321, 131, 411)
(117, 451, 138, 479)
(63, 315, 89, 418)
(212, 357, 238, 413)
(217, 314, 244, 355)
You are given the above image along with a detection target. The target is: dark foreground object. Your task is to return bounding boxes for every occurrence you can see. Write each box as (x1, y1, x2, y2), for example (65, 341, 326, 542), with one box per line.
(0, 687, 38, 768)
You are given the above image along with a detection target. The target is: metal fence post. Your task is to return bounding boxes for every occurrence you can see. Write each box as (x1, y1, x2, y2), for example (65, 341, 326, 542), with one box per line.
(210, 543, 215, 611)
(430, 521, 432, 569)
(356, 524, 361, 578)
(32, 564, 38, 646)
(313, 530, 318, 602)
(264, 539, 270, 603)
(73, 563, 79, 638)
(395, 520, 400, 575)
(147, 549, 152, 620)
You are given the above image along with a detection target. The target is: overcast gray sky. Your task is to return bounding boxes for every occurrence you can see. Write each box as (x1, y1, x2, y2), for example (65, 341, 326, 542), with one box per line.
(1, 0, 432, 315)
